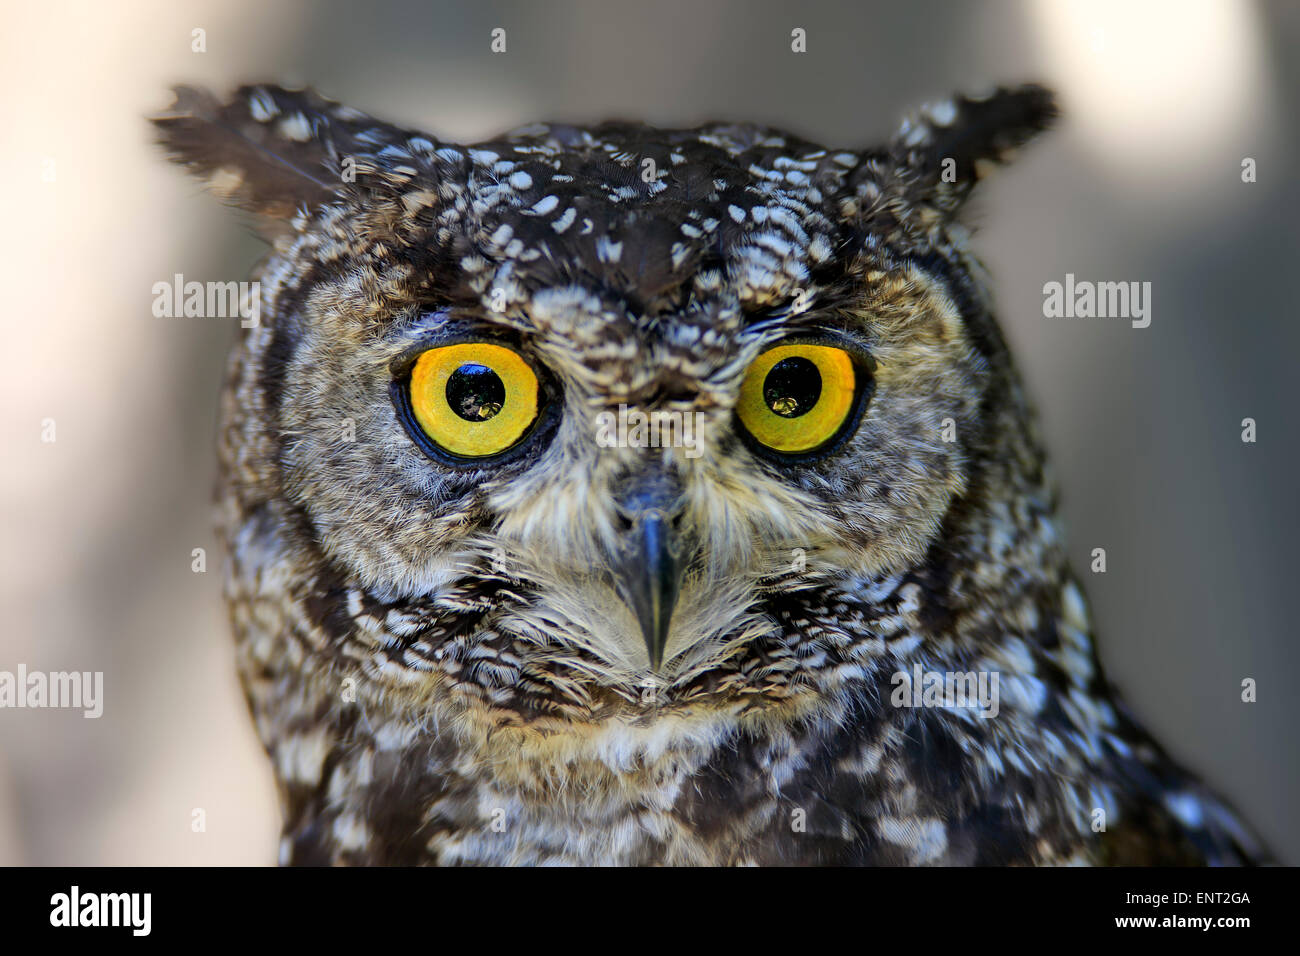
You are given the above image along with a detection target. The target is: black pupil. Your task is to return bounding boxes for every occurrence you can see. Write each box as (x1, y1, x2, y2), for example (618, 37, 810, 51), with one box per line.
(446, 363, 505, 421)
(763, 357, 821, 418)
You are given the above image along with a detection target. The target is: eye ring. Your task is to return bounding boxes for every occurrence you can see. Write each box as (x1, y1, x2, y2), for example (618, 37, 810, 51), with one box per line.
(391, 341, 558, 467)
(734, 338, 874, 462)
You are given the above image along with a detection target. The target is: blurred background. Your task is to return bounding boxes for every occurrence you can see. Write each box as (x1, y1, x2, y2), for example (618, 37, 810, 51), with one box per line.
(1, 0, 1296, 865)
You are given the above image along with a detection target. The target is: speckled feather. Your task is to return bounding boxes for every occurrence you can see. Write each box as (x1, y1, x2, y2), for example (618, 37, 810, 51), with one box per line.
(154, 83, 1267, 865)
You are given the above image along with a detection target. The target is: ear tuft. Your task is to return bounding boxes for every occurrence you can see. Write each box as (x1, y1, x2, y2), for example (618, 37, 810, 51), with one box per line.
(853, 84, 1058, 227)
(150, 84, 376, 228)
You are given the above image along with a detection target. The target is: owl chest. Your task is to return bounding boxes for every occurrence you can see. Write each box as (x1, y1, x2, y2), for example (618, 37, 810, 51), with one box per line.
(347, 735, 720, 865)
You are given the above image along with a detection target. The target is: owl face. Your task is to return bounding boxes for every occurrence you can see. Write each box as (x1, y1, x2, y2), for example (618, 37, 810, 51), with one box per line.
(157, 84, 1055, 721)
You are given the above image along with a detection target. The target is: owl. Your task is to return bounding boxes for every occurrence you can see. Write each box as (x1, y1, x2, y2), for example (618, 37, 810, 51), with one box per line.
(154, 82, 1268, 865)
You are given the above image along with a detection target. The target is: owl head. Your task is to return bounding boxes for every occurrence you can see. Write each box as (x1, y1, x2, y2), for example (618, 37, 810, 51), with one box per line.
(155, 84, 1056, 723)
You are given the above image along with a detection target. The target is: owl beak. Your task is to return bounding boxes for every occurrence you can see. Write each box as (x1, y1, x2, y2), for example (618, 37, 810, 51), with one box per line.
(614, 499, 686, 672)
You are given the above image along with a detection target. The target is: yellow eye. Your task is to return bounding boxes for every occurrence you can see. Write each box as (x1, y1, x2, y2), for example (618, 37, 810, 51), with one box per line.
(735, 343, 859, 454)
(407, 343, 540, 458)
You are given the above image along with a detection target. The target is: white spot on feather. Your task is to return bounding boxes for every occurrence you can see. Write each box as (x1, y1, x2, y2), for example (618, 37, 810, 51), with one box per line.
(530, 195, 559, 215)
(248, 89, 279, 122)
(278, 112, 312, 142)
(596, 236, 623, 263)
(1166, 793, 1204, 829)
(552, 207, 577, 233)
(925, 99, 958, 126)
(877, 816, 947, 863)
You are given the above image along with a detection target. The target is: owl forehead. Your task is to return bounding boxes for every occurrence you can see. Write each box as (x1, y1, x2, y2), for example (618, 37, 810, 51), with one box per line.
(379, 122, 862, 322)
